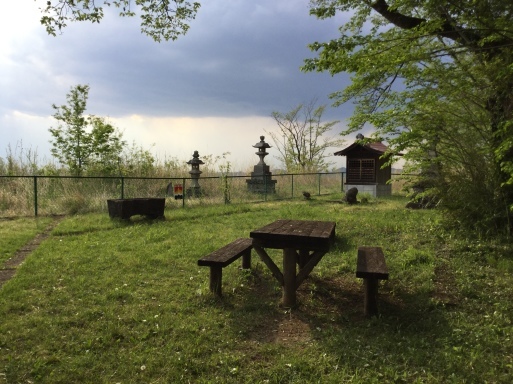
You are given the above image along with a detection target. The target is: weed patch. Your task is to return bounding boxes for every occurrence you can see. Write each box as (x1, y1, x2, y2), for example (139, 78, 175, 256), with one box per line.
(1, 197, 512, 382)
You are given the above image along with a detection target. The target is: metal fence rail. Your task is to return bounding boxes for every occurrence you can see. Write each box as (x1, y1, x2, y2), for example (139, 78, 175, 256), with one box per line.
(0, 172, 346, 217)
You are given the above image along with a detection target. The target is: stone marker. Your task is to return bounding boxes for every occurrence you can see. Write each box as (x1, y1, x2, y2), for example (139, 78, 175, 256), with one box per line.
(344, 187, 359, 204)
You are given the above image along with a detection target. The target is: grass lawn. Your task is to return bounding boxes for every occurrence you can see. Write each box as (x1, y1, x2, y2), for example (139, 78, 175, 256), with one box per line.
(0, 217, 54, 265)
(1, 196, 512, 383)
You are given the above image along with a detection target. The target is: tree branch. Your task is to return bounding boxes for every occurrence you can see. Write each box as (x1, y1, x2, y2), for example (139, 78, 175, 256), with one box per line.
(370, 0, 424, 29)
(370, 0, 482, 48)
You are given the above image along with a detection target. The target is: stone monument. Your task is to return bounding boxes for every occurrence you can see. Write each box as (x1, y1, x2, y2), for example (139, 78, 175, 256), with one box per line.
(186, 150, 204, 197)
(246, 136, 277, 194)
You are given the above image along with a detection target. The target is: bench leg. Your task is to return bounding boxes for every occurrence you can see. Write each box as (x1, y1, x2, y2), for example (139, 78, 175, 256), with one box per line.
(241, 249, 251, 269)
(363, 278, 379, 317)
(209, 266, 223, 297)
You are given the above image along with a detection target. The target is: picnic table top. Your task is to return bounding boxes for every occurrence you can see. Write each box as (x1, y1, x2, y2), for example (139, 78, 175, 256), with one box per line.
(250, 219, 336, 251)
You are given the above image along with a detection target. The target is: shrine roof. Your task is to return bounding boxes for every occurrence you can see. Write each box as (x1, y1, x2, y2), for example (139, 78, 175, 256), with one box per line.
(334, 141, 389, 156)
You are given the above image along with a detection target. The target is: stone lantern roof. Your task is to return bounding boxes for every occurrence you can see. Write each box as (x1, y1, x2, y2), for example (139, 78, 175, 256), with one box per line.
(187, 150, 205, 166)
(253, 136, 271, 150)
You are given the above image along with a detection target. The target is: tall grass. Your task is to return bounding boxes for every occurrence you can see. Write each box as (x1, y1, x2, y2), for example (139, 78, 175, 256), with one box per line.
(1, 196, 512, 382)
(0, 172, 351, 217)
(1, 143, 362, 217)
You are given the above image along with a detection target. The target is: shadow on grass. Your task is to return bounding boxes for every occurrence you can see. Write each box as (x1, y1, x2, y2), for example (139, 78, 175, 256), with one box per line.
(51, 214, 167, 236)
(199, 265, 457, 378)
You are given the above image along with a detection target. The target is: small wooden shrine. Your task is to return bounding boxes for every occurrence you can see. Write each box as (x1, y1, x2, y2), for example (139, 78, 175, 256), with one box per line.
(334, 134, 393, 197)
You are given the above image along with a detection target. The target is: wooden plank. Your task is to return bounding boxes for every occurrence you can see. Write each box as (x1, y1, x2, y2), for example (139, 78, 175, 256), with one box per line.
(356, 246, 389, 280)
(251, 220, 324, 239)
(310, 222, 336, 239)
(198, 238, 253, 267)
(250, 220, 335, 251)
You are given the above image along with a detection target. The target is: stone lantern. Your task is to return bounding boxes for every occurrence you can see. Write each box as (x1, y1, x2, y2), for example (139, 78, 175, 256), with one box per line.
(246, 136, 277, 194)
(187, 150, 204, 197)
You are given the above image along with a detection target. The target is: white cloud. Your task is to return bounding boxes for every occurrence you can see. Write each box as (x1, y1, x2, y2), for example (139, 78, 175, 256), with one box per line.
(113, 115, 287, 170)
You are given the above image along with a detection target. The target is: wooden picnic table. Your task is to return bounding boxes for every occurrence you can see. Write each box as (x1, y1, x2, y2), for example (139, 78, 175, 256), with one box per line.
(250, 219, 336, 307)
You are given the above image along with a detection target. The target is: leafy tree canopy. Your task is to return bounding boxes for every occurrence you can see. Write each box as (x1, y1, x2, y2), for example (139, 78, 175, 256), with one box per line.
(39, 0, 200, 42)
(303, 0, 513, 234)
(304, 0, 513, 134)
(49, 84, 126, 176)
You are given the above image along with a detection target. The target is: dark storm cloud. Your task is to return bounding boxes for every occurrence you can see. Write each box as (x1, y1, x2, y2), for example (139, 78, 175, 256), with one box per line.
(2, 0, 354, 126)
(35, 0, 351, 120)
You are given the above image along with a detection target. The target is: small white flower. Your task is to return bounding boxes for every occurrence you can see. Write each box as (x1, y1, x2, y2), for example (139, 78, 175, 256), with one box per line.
(140, 365, 146, 371)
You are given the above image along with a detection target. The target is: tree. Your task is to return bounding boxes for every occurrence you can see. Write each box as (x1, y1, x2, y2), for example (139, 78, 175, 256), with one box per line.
(267, 101, 344, 172)
(49, 84, 125, 176)
(84, 115, 126, 175)
(303, 0, 513, 234)
(39, 0, 200, 42)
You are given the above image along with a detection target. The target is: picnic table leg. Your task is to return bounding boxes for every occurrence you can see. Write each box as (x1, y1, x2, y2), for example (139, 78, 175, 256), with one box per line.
(282, 248, 297, 308)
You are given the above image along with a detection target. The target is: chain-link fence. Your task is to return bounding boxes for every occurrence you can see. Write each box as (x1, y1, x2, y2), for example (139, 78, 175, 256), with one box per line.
(0, 172, 410, 217)
(0, 172, 349, 217)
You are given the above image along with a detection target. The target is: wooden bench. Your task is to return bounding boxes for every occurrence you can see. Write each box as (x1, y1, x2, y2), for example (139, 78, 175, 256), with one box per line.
(356, 246, 389, 317)
(197, 238, 253, 297)
(107, 198, 165, 220)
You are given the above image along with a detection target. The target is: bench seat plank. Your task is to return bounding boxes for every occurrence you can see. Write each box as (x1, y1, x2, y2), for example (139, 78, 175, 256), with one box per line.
(198, 238, 253, 267)
(198, 238, 253, 297)
(356, 246, 389, 280)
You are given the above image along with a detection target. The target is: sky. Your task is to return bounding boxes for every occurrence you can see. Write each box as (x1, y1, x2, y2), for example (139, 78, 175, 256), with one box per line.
(1, 1, 359, 171)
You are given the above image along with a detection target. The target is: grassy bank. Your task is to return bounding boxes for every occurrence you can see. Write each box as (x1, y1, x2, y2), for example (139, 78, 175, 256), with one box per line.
(1, 196, 512, 383)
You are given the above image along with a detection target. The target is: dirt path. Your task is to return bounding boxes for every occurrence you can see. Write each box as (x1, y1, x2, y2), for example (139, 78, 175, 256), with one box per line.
(0, 216, 65, 289)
